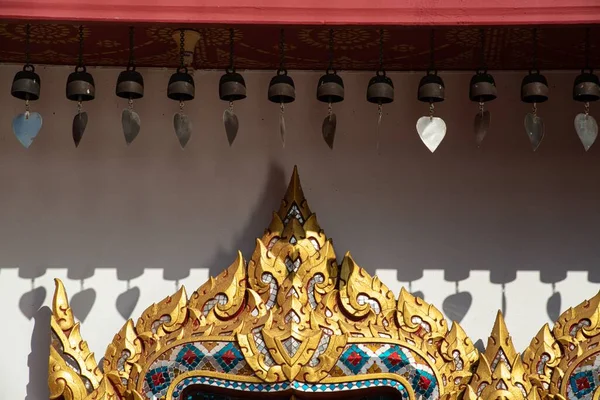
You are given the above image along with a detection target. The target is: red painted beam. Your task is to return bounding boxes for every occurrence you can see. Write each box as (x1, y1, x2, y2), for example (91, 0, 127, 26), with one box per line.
(0, 0, 599, 25)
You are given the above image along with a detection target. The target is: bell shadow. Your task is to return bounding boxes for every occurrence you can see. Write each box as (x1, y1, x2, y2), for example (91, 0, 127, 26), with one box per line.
(116, 285, 141, 320)
(70, 288, 97, 323)
(165, 162, 287, 281)
(19, 285, 47, 320)
(25, 306, 51, 400)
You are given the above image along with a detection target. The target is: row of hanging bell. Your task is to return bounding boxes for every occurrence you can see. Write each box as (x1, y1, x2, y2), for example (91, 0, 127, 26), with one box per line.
(116, 67, 144, 145)
(66, 67, 95, 147)
(573, 70, 599, 151)
(317, 70, 344, 149)
(220, 70, 247, 146)
(268, 70, 295, 147)
(470, 71, 497, 146)
(417, 71, 446, 152)
(11, 65, 42, 148)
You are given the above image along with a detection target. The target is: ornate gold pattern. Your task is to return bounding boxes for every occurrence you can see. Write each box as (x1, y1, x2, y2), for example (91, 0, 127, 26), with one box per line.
(49, 167, 600, 400)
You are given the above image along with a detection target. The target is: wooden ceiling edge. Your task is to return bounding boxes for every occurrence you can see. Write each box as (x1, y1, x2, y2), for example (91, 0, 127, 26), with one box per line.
(0, 1, 599, 26)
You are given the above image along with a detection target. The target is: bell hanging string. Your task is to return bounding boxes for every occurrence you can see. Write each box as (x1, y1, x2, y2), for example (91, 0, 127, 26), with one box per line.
(11, 23, 43, 149)
(573, 27, 599, 152)
(416, 29, 446, 153)
(167, 29, 199, 149)
(366, 28, 394, 152)
(66, 25, 95, 148)
(268, 28, 295, 148)
(219, 28, 247, 146)
(317, 28, 344, 150)
(521, 27, 548, 151)
(116, 26, 144, 146)
(470, 29, 497, 147)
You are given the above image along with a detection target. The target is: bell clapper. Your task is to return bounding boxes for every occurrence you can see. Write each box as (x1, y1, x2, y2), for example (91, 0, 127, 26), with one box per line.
(279, 102, 286, 148)
(376, 103, 383, 152)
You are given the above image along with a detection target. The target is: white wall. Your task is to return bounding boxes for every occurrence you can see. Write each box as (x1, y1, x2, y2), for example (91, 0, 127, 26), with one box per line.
(0, 65, 599, 399)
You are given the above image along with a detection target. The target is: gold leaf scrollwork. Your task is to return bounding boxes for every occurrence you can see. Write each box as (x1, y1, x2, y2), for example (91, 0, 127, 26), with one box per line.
(135, 286, 188, 353)
(188, 251, 248, 335)
(522, 324, 561, 395)
(49, 279, 104, 400)
(339, 253, 396, 319)
(439, 322, 479, 400)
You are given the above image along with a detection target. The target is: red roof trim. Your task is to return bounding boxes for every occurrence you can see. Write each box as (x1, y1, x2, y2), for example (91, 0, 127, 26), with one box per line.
(1, 0, 599, 26)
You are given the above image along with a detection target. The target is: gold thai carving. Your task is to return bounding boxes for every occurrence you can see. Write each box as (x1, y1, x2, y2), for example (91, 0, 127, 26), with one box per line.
(467, 312, 535, 400)
(48, 166, 600, 400)
(49, 279, 105, 400)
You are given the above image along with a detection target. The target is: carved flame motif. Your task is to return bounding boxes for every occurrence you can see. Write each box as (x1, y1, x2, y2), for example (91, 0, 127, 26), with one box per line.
(49, 166, 600, 400)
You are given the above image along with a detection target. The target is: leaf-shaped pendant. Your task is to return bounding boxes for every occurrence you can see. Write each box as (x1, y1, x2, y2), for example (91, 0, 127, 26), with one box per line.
(322, 113, 336, 150)
(524, 113, 544, 151)
(174, 112, 192, 149)
(223, 108, 239, 146)
(279, 112, 286, 148)
(12, 112, 42, 148)
(474, 110, 491, 147)
(574, 113, 598, 151)
(416, 116, 447, 153)
(122, 109, 141, 146)
(72, 112, 88, 148)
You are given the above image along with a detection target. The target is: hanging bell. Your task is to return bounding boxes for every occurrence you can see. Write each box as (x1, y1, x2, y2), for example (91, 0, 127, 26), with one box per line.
(469, 71, 497, 103)
(317, 72, 344, 104)
(366, 73, 394, 104)
(418, 71, 445, 103)
(219, 71, 247, 102)
(521, 71, 549, 103)
(116, 67, 144, 99)
(66, 67, 95, 101)
(11, 65, 40, 101)
(573, 71, 600, 103)
(167, 67, 195, 101)
(268, 71, 295, 104)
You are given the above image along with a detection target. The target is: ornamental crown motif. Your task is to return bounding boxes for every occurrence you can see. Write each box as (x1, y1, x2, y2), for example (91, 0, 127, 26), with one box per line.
(50, 167, 600, 400)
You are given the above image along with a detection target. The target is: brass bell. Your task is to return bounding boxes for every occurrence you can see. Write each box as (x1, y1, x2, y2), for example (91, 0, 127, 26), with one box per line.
(573, 71, 600, 103)
(317, 72, 344, 104)
(66, 67, 95, 102)
(418, 71, 445, 103)
(268, 71, 295, 104)
(116, 67, 144, 100)
(167, 67, 195, 101)
(521, 71, 549, 103)
(469, 71, 497, 103)
(219, 71, 247, 102)
(11, 64, 40, 101)
(366, 73, 394, 104)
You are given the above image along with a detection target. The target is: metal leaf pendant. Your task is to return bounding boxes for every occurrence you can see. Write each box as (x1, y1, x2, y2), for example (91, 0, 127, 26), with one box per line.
(524, 113, 544, 151)
(122, 109, 141, 145)
(416, 116, 447, 153)
(223, 109, 239, 146)
(322, 113, 336, 150)
(574, 113, 598, 151)
(474, 110, 491, 147)
(12, 112, 42, 148)
(174, 113, 192, 149)
(279, 112, 286, 148)
(72, 112, 88, 148)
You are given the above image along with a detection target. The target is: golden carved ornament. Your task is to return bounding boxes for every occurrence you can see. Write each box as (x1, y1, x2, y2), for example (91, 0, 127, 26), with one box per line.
(49, 166, 600, 400)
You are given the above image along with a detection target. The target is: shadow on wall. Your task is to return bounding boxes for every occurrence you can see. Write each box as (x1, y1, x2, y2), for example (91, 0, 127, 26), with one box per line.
(26, 306, 51, 400)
